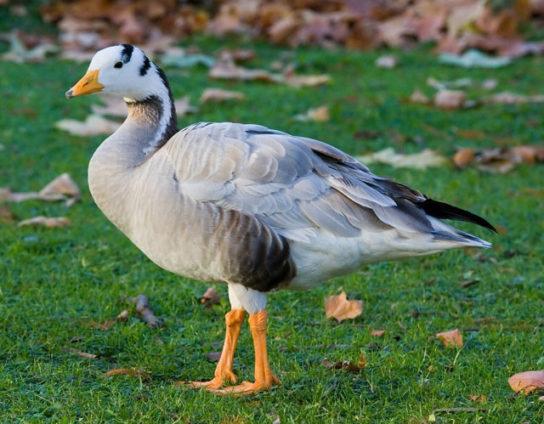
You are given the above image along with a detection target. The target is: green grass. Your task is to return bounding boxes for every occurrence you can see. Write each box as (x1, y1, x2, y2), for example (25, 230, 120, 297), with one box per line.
(1, 33, 543, 423)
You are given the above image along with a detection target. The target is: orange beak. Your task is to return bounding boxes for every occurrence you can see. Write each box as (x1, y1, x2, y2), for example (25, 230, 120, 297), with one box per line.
(65, 69, 104, 98)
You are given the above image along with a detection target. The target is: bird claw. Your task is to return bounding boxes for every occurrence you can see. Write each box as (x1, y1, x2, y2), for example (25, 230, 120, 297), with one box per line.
(184, 369, 238, 391)
(211, 375, 280, 396)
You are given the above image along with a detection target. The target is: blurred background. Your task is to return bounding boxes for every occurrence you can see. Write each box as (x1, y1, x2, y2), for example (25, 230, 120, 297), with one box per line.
(0, 1, 543, 423)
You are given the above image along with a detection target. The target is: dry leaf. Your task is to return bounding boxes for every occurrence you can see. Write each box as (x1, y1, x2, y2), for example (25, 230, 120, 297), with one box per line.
(39, 173, 80, 205)
(484, 91, 544, 105)
(200, 88, 245, 103)
(207, 351, 222, 362)
(0, 31, 58, 63)
(371, 329, 385, 337)
(357, 148, 448, 170)
(56, 114, 121, 136)
(104, 368, 150, 379)
(375, 55, 397, 69)
(294, 106, 330, 122)
(130, 294, 162, 328)
(434, 90, 466, 110)
(67, 348, 96, 359)
(18, 216, 70, 228)
(508, 370, 544, 394)
(453, 148, 476, 168)
(469, 394, 488, 403)
(116, 309, 129, 321)
(282, 73, 330, 88)
(435, 328, 463, 348)
(410, 89, 430, 104)
(321, 353, 367, 372)
(174, 96, 197, 117)
(324, 291, 363, 322)
(200, 287, 220, 307)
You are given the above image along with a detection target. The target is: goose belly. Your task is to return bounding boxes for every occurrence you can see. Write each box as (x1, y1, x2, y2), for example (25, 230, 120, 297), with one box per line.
(287, 229, 441, 289)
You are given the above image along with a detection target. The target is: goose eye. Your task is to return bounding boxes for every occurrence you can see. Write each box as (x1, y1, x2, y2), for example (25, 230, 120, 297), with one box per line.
(114, 61, 123, 69)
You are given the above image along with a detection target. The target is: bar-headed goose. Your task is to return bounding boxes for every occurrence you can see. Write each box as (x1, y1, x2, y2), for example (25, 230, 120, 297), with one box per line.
(66, 44, 495, 394)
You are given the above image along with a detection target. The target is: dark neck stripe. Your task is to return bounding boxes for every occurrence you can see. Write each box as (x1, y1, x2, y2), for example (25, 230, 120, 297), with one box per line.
(140, 55, 151, 76)
(120, 44, 134, 63)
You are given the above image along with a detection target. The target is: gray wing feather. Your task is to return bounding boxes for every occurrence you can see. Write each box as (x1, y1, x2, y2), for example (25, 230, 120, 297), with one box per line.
(166, 122, 437, 241)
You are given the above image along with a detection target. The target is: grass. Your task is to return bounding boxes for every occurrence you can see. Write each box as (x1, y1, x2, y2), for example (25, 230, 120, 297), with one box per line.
(1, 31, 544, 423)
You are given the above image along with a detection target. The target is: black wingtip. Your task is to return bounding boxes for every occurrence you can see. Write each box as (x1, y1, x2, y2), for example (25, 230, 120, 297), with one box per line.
(420, 198, 497, 233)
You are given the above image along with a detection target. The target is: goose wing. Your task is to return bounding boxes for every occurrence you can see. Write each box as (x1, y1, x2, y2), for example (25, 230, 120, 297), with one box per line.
(164, 122, 489, 244)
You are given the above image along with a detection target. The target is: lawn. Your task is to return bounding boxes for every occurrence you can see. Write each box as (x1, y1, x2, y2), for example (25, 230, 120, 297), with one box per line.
(1, 31, 543, 423)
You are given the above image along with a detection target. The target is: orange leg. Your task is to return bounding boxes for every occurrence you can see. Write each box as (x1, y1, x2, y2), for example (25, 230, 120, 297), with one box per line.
(188, 308, 245, 390)
(216, 309, 279, 395)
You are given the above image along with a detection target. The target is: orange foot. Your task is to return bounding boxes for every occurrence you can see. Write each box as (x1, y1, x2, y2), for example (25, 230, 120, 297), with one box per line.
(186, 369, 238, 390)
(213, 375, 280, 395)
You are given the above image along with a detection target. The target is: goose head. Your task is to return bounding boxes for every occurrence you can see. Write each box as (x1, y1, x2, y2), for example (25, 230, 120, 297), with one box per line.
(65, 44, 168, 102)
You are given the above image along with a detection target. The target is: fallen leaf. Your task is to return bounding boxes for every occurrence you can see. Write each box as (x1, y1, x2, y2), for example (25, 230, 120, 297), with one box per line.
(371, 329, 385, 337)
(409, 89, 430, 104)
(104, 368, 150, 379)
(67, 348, 96, 359)
(375, 55, 397, 69)
(453, 148, 476, 168)
(321, 353, 367, 372)
(18, 216, 70, 228)
(484, 91, 544, 105)
(434, 90, 466, 110)
(207, 351, 221, 362)
(324, 291, 363, 322)
(469, 394, 488, 403)
(39, 173, 80, 206)
(200, 287, 220, 307)
(283, 73, 330, 88)
(427, 77, 472, 91)
(91, 309, 130, 331)
(482, 79, 498, 90)
(294, 105, 330, 122)
(56, 114, 121, 136)
(508, 370, 544, 394)
(200, 88, 245, 103)
(130, 294, 162, 328)
(436, 328, 463, 348)
(357, 148, 448, 170)
(174, 96, 197, 117)
(116, 309, 129, 321)
(439, 50, 511, 68)
(0, 31, 58, 63)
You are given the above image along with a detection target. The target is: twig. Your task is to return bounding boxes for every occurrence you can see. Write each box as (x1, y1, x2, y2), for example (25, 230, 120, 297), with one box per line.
(130, 294, 162, 328)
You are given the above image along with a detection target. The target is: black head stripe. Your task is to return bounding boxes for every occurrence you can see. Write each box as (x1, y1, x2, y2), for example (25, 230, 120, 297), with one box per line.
(120, 44, 134, 64)
(140, 55, 151, 76)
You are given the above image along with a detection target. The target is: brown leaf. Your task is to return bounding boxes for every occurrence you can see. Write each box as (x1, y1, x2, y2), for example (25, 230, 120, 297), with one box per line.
(485, 91, 544, 105)
(409, 89, 430, 105)
(294, 105, 330, 122)
(18, 216, 70, 228)
(324, 291, 363, 322)
(357, 148, 448, 170)
(200, 88, 245, 103)
(453, 148, 476, 168)
(508, 370, 544, 394)
(434, 90, 466, 110)
(207, 351, 222, 362)
(56, 114, 121, 136)
(322, 353, 367, 373)
(469, 394, 488, 403)
(200, 287, 220, 307)
(130, 294, 162, 328)
(209, 60, 278, 82)
(282, 73, 330, 88)
(67, 348, 96, 359)
(435, 328, 463, 348)
(39, 173, 80, 205)
(104, 368, 150, 379)
(371, 329, 385, 337)
(174, 96, 197, 117)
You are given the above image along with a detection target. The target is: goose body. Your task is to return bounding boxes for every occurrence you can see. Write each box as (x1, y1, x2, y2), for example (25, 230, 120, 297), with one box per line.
(69, 44, 494, 394)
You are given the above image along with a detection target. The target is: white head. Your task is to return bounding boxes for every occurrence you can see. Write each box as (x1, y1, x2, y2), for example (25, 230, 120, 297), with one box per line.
(66, 44, 169, 102)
